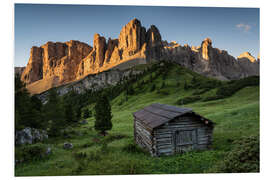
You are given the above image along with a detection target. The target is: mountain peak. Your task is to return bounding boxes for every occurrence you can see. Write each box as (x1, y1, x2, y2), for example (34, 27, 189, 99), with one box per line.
(201, 37, 212, 60)
(237, 52, 256, 62)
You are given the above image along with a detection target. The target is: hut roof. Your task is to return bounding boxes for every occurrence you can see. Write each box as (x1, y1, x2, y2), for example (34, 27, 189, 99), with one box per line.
(133, 103, 214, 130)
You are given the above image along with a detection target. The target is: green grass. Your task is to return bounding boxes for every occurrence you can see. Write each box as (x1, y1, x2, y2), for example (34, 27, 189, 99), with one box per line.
(15, 63, 260, 176)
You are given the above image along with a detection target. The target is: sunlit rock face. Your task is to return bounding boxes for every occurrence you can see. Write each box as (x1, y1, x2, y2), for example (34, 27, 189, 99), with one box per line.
(201, 38, 212, 60)
(237, 52, 256, 63)
(76, 18, 163, 78)
(21, 18, 259, 95)
(21, 46, 44, 84)
(21, 41, 92, 85)
(22, 18, 164, 94)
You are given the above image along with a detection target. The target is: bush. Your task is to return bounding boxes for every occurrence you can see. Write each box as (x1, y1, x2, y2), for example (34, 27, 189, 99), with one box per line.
(102, 134, 128, 143)
(207, 135, 259, 173)
(122, 142, 144, 154)
(202, 95, 225, 102)
(216, 76, 259, 98)
(15, 143, 49, 162)
(176, 95, 201, 105)
(74, 152, 87, 160)
(150, 84, 156, 92)
(88, 151, 102, 161)
(157, 89, 169, 95)
(192, 88, 211, 95)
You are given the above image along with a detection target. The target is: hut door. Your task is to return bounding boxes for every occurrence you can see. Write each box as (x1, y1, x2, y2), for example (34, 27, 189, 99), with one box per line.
(174, 130, 197, 153)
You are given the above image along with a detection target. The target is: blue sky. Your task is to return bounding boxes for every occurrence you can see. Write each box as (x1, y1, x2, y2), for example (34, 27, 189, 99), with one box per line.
(15, 4, 259, 67)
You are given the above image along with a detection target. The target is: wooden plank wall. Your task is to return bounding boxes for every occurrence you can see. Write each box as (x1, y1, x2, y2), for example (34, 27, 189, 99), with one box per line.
(153, 116, 213, 156)
(134, 119, 155, 156)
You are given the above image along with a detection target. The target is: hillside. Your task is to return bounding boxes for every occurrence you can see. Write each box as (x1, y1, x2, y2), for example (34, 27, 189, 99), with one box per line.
(15, 62, 259, 175)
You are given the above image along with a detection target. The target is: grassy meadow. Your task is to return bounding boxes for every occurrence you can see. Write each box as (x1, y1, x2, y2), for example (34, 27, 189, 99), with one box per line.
(15, 62, 260, 176)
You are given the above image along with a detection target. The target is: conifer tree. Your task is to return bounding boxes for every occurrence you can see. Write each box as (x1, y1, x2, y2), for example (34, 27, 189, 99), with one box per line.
(44, 89, 65, 136)
(184, 80, 188, 90)
(83, 108, 90, 119)
(15, 75, 44, 130)
(94, 94, 113, 136)
(64, 103, 75, 124)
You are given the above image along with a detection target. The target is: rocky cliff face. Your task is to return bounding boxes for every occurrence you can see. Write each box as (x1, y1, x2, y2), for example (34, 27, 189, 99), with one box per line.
(20, 18, 259, 95)
(76, 19, 161, 78)
(22, 18, 163, 94)
(21, 40, 92, 85)
(161, 38, 259, 80)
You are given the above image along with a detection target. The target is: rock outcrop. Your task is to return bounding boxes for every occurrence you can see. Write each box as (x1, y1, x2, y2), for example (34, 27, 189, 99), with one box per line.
(237, 52, 256, 62)
(162, 38, 259, 80)
(21, 41, 92, 85)
(15, 127, 48, 145)
(201, 38, 212, 60)
(76, 18, 157, 79)
(20, 18, 259, 94)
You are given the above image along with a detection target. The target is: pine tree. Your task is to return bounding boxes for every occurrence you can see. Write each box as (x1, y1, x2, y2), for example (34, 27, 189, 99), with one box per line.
(44, 89, 65, 136)
(76, 106, 82, 121)
(94, 94, 113, 136)
(64, 103, 75, 124)
(15, 75, 44, 130)
(83, 108, 90, 119)
(150, 84, 156, 92)
(184, 80, 188, 90)
(161, 81, 166, 89)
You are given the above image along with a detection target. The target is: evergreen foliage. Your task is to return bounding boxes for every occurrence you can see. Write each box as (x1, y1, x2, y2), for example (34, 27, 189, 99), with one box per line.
(208, 136, 259, 173)
(64, 103, 75, 124)
(83, 108, 91, 119)
(150, 84, 156, 92)
(43, 89, 66, 136)
(15, 75, 45, 130)
(94, 94, 113, 136)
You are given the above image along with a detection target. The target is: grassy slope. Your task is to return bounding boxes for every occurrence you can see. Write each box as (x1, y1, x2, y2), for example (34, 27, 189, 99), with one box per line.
(15, 63, 259, 176)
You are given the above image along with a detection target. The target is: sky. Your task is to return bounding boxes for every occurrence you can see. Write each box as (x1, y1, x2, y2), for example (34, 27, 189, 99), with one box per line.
(14, 4, 259, 67)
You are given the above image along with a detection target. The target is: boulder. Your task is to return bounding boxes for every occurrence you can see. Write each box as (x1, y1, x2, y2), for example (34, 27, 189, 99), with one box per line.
(15, 127, 48, 145)
(63, 142, 73, 149)
(46, 147, 52, 155)
(80, 120, 88, 125)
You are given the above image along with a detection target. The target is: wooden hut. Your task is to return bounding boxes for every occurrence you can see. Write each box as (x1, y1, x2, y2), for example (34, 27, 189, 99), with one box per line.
(133, 103, 215, 156)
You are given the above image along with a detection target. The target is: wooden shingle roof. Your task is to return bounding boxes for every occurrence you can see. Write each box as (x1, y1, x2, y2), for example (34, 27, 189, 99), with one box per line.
(133, 103, 213, 130)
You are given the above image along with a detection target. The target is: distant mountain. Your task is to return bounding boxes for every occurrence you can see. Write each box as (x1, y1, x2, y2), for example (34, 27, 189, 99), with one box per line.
(19, 18, 259, 94)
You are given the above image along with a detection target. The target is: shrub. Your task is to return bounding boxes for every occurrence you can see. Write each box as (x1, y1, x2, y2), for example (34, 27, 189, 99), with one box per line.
(176, 95, 201, 105)
(157, 89, 169, 95)
(88, 151, 102, 161)
(103, 134, 128, 143)
(15, 143, 49, 162)
(100, 143, 109, 153)
(74, 152, 87, 160)
(150, 84, 156, 92)
(202, 95, 225, 102)
(81, 142, 94, 148)
(122, 142, 144, 154)
(192, 88, 211, 95)
(216, 76, 259, 98)
(207, 135, 259, 173)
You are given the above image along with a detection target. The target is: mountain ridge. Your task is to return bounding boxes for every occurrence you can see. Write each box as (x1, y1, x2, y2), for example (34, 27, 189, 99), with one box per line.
(19, 18, 259, 94)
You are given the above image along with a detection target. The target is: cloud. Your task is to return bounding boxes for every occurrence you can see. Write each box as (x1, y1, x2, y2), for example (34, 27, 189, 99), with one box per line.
(236, 23, 251, 32)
